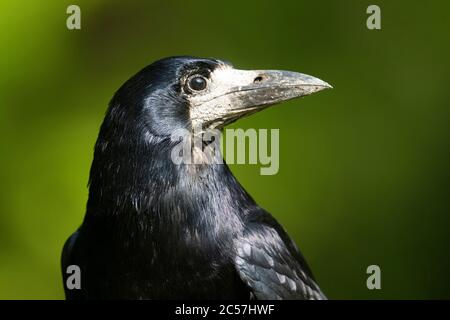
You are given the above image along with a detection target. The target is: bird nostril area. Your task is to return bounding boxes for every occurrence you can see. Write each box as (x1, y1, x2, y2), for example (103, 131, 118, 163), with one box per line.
(253, 75, 265, 83)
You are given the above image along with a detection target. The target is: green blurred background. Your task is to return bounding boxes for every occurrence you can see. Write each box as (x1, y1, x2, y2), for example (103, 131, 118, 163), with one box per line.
(0, 0, 449, 299)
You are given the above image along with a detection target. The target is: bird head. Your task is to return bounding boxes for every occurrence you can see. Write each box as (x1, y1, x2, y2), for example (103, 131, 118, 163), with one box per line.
(109, 56, 331, 137)
(88, 56, 331, 209)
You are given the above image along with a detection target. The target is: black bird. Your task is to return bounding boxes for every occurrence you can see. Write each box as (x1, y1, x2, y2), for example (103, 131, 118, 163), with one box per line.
(62, 56, 331, 300)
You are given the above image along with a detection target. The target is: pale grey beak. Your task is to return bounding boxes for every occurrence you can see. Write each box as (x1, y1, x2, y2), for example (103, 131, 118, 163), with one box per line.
(231, 70, 331, 107)
(190, 68, 332, 130)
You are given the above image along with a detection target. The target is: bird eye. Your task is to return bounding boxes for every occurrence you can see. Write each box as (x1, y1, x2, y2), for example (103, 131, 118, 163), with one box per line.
(188, 76, 207, 92)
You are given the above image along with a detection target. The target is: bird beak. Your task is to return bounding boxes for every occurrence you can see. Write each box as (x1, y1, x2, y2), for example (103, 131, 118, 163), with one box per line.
(189, 67, 332, 130)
